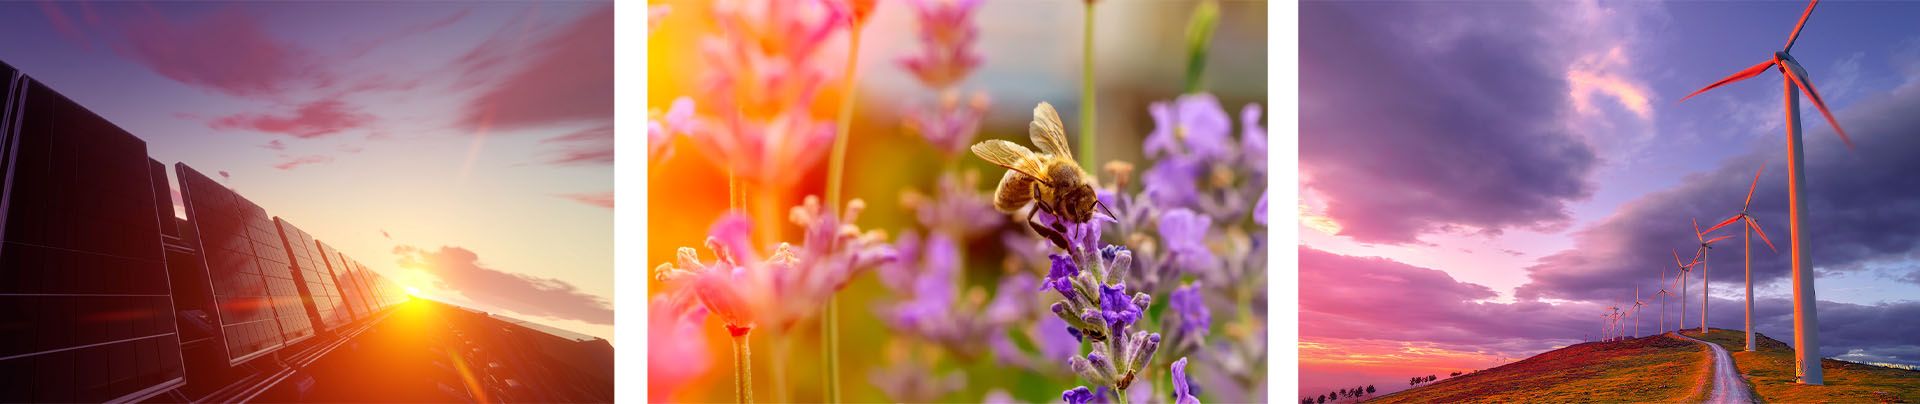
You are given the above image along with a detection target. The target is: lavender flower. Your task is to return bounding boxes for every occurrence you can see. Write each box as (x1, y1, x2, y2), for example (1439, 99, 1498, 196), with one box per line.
(907, 91, 991, 157)
(1173, 357, 1200, 404)
(1158, 208, 1218, 274)
(1169, 283, 1210, 339)
(646, 288, 709, 399)
(692, 0, 844, 189)
(653, 214, 761, 332)
(649, 96, 696, 163)
(760, 195, 896, 330)
(1098, 283, 1141, 330)
(1143, 93, 1233, 162)
(901, 171, 1003, 239)
(899, 0, 984, 89)
(1253, 190, 1268, 225)
(1045, 254, 1080, 300)
(1240, 104, 1267, 170)
(1062, 386, 1096, 404)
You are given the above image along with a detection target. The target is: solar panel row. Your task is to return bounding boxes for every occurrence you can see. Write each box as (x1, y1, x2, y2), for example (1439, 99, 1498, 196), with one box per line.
(1, 62, 415, 401)
(0, 62, 187, 403)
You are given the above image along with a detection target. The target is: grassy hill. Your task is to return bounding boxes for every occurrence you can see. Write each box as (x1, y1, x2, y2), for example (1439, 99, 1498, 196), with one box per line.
(1682, 328, 1920, 403)
(1367, 333, 1711, 403)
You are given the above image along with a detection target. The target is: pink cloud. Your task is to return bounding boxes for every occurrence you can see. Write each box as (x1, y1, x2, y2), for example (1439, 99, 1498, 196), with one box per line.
(557, 192, 613, 209)
(210, 98, 372, 138)
(394, 244, 612, 324)
(273, 154, 334, 170)
(116, 7, 325, 98)
(261, 139, 286, 150)
(37, 1, 91, 48)
(457, 5, 612, 131)
(539, 124, 613, 165)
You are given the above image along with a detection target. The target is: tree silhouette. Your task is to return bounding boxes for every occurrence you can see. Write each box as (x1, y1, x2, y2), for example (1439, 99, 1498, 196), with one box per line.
(1316, 394, 1327, 404)
(1425, 374, 1438, 382)
(1367, 385, 1376, 394)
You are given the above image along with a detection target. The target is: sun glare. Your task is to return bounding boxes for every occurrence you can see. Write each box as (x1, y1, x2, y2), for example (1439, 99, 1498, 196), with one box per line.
(406, 286, 422, 296)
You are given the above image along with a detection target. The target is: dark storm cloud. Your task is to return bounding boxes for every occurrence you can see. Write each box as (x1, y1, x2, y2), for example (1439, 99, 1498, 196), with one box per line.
(1301, 2, 1599, 244)
(1518, 81, 1920, 304)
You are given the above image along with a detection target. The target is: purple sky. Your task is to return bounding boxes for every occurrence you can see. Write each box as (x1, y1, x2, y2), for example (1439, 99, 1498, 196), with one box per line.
(1301, 0, 1920, 395)
(1, 1, 613, 341)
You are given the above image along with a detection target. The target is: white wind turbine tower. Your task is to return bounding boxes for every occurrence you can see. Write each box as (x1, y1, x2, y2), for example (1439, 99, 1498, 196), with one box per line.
(1678, 0, 1849, 384)
(1654, 285, 1675, 334)
(1705, 166, 1780, 352)
(1693, 218, 1734, 334)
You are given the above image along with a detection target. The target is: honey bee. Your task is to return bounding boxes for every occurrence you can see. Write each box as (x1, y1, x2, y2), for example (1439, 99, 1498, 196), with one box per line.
(971, 102, 1115, 250)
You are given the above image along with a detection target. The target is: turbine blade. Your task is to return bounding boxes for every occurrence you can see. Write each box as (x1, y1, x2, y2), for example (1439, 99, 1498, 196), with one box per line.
(1705, 214, 1743, 234)
(1694, 218, 1706, 241)
(1784, 0, 1820, 52)
(1783, 60, 1856, 149)
(1674, 249, 1686, 267)
(1706, 234, 1735, 245)
(1679, 59, 1778, 103)
(1748, 216, 1778, 252)
(1745, 166, 1764, 209)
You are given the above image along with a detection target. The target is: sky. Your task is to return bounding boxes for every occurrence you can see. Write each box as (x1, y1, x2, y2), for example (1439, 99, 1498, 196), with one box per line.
(1301, 0, 1920, 396)
(0, 1, 613, 342)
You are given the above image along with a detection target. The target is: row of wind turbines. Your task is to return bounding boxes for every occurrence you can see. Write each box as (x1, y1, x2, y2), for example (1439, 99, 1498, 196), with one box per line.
(1598, 0, 1851, 385)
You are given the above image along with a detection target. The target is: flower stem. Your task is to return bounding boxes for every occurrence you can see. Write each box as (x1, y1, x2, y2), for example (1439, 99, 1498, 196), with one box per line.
(822, 20, 866, 404)
(1078, 0, 1097, 172)
(729, 328, 754, 404)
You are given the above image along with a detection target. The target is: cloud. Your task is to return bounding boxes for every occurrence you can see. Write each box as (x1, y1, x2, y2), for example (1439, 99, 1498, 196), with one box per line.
(557, 192, 613, 209)
(395, 245, 612, 325)
(1301, 2, 1600, 244)
(273, 154, 334, 170)
(456, 5, 612, 131)
(1301, 246, 1594, 355)
(116, 7, 326, 98)
(1517, 78, 1920, 304)
(37, 1, 91, 48)
(539, 124, 614, 165)
(261, 139, 286, 151)
(209, 98, 373, 138)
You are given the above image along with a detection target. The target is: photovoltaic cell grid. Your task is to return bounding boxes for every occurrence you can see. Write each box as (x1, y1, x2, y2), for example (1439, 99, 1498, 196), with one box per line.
(313, 241, 361, 321)
(274, 218, 351, 331)
(175, 165, 315, 365)
(0, 67, 186, 402)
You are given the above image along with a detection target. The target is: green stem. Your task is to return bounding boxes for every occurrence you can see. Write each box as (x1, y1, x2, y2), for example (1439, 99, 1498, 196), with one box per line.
(1079, 1, 1098, 172)
(730, 331, 754, 404)
(822, 20, 865, 404)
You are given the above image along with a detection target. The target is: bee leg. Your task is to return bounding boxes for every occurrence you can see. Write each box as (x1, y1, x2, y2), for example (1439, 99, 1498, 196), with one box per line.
(1028, 203, 1071, 251)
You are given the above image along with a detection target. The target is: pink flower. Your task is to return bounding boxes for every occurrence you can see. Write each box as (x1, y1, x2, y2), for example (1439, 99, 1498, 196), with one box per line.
(692, 0, 846, 189)
(898, 0, 984, 89)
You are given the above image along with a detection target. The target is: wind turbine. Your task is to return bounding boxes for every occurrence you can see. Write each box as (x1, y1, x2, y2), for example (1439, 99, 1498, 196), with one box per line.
(1678, 0, 1847, 384)
(1705, 166, 1780, 352)
(1654, 285, 1675, 334)
(1693, 218, 1733, 334)
(1671, 249, 1700, 330)
(1632, 287, 1646, 339)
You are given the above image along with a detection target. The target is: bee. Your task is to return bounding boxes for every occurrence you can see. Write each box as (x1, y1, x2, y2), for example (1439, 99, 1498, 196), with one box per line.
(971, 102, 1115, 250)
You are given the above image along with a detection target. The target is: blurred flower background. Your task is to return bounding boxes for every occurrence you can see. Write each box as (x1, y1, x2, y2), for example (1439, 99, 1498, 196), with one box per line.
(648, 0, 1267, 402)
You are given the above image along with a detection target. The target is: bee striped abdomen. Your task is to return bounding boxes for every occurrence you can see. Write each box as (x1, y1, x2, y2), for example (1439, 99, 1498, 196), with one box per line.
(993, 169, 1036, 212)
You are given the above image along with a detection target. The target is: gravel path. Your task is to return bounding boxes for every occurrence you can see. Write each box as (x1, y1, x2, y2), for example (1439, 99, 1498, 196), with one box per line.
(1674, 333, 1755, 404)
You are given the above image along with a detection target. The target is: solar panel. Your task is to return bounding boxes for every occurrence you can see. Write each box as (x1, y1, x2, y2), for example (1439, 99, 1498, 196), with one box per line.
(274, 218, 351, 331)
(0, 69, 186, 402)
(313, 241, 362, 321)
(175, 165, 315, 365)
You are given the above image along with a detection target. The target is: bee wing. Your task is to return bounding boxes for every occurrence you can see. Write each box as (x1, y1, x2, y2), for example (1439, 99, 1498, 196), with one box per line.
(972, 139, 1040, 173)
(1029, 102, 1075, 162)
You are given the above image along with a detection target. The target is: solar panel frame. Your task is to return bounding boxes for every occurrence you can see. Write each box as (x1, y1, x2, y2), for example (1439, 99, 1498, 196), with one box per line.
(0, 68, 186, 403)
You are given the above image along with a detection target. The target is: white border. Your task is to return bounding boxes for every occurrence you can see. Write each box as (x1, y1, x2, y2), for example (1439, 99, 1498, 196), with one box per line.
(1271, 0, 1300, 402)
(615, 1, 648, 402)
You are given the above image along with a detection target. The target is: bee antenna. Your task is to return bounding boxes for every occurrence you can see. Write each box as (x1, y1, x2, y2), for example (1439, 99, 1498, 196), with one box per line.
(1096, 198, 1117, 221)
